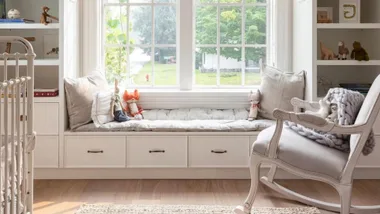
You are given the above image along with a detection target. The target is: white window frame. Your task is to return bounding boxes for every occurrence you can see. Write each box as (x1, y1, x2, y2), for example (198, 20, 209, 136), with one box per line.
(82, 0, 292, 92)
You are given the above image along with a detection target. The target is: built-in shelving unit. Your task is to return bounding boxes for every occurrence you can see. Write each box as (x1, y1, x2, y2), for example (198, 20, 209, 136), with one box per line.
(294, 0, 380, 166)
(0, 23, 60, 30)
(294, 0, 380, 101)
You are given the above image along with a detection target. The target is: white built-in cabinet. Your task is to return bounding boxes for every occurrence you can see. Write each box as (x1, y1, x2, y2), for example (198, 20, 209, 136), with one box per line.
(0, 0, 79, 169)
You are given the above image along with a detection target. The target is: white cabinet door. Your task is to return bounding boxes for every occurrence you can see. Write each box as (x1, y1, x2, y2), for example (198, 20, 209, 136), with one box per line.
(34, 103, 59, 135)
(34, 136, 59, 168)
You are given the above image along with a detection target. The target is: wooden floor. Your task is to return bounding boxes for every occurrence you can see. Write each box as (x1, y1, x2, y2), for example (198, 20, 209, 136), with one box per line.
(34, 179, 380, 214)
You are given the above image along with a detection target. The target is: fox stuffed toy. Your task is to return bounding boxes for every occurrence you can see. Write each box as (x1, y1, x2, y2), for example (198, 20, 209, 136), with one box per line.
(123, 89, 144, 120)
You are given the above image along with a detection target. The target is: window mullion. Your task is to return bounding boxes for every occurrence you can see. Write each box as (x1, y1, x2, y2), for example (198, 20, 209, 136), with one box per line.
(179, 0, 193, 90)
(127, 5, 131, 86)
(241, 0, 246, 86)
(217, 5, 220, 87)
(151, 3, 155, 87)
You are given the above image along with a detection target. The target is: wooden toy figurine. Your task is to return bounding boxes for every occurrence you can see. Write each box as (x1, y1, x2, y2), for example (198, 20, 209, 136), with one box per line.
(320, 41, 337, 60)
(40, 6, 58, 25)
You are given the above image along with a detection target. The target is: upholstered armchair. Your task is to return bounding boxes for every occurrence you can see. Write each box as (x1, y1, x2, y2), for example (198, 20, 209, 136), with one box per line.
(235, 76, 380, 214)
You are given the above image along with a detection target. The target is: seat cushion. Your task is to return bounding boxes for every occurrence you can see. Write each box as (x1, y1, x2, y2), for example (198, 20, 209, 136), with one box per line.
(252, 126, 349, 179)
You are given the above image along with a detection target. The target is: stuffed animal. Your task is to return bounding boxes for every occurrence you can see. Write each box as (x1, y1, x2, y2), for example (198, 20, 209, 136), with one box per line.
(338, 41, 349, 60)
(123, 89, 144, 120)
(111, 80, 130, 122)
(326, 103, 338, 124)
(320, 41, 337, 60)
(351, 41, 369, 61)
(305, 97, 331, 119)
(248, 90, 261, 121)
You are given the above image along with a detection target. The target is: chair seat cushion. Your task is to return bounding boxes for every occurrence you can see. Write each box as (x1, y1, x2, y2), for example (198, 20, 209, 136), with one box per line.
(252, 125, 349, 179)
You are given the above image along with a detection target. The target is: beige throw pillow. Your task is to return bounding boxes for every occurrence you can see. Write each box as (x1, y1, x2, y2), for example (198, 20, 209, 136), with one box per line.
(64, 73, 108, 129)
(259, 62, 305, 120)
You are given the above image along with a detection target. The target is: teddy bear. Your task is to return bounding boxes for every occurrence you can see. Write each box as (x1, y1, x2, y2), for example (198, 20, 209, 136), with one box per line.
(123, 89, 144, 120)
(351, 41, 369, 61)
(248, 90, 261, 121)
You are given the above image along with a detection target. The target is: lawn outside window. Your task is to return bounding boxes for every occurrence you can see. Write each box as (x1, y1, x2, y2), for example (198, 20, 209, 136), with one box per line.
(100, 0, 284, 90)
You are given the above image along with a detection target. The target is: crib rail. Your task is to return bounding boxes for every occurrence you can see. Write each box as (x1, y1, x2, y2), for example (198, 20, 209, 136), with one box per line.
(0, 36, 35, 214)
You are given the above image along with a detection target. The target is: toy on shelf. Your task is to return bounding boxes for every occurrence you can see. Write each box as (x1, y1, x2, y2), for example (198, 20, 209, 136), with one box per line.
(5, 37, 35, 53)
(320, 41, 337, 60)
(111, 80, 130, 122)
(338, 41, 349, 60)
(248, 90, 261, 121)
(40, 6, 58, 25)
(317, 7, 333, 23)
(7, 9, 20, 19)
(123, 89, 144, 120)
(351, 41, 369, 61)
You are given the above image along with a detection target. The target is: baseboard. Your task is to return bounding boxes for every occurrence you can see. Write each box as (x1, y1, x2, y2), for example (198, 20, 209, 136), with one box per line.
(34, 167, 380, 180)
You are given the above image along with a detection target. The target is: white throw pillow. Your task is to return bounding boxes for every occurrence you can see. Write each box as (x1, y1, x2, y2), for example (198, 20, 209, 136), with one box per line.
(91, 91, 114, 127)
(259, 61, 305, 120)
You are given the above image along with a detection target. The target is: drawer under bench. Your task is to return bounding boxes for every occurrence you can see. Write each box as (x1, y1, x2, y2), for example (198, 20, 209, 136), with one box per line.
(63, 134, 257, 169)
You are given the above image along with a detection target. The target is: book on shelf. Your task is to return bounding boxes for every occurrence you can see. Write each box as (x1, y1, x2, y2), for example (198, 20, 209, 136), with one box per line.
(34, 88, 59, 97)
(0, 18, 35, 23)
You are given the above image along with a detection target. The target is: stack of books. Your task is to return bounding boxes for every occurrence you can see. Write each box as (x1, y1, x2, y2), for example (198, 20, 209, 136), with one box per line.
(339, 83, 371, 96)
(0, 18, 34, 23)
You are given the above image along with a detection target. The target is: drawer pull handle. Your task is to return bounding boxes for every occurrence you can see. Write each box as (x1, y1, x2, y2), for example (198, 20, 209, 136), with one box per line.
(87, 150, 104, 154)
(211, 150, 227, 154)
(149, 150, 165, 153)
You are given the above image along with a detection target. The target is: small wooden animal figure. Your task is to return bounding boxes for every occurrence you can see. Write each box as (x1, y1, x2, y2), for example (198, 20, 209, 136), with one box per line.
(320, 41, 337, 60)
(40, 6, 59, 25)
(351, 41, 369, 61)
(338, 41, 349, 60)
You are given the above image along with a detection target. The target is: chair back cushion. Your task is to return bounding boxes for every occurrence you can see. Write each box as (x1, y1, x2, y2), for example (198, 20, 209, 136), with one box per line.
(350, 75, 380, 156)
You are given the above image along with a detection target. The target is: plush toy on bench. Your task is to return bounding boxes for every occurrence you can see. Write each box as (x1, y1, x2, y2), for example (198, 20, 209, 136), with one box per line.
(111, 80, 130, 122)
(123, 89, 144, 120)
(248, 90, 261, 121)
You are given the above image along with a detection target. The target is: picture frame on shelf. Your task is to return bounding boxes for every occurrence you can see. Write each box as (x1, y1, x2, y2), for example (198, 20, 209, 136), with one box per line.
(317, 7, 333, 23)
(339, 0, 361, 23)
(43, 34, 59, 59)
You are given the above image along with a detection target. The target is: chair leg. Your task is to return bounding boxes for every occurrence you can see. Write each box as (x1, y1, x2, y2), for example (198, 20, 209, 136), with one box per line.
(339, 185, 352, 214)
(234, 155, 261, 214)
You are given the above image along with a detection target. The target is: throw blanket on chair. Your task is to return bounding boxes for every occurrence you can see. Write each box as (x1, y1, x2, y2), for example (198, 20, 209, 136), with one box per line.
(285, 88, 375, 156)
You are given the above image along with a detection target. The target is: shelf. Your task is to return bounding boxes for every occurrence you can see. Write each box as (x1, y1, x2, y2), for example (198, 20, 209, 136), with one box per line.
(0, 23, 59, 30)
(0, 59, 59, 66)
(316, 60, 380, 66)
(1, 97, 59, 103)
(317, 23, 380, 29)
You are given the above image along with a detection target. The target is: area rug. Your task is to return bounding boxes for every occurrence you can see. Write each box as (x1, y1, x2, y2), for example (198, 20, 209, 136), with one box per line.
(75, 204, 320, 214)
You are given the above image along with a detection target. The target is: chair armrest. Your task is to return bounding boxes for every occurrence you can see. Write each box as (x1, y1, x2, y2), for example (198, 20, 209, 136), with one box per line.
(290, 97, 320, 112)
(273, 109, 367, 135)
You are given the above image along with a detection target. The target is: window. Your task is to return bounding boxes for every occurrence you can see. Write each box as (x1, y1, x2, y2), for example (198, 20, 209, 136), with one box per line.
(194, 0, 270, 87)
(101, 0, 280, 89)
(102, 0, 178, 87)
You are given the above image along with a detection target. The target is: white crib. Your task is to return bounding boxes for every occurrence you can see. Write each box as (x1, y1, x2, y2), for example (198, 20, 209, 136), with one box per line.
(0, 37, 36, 214)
